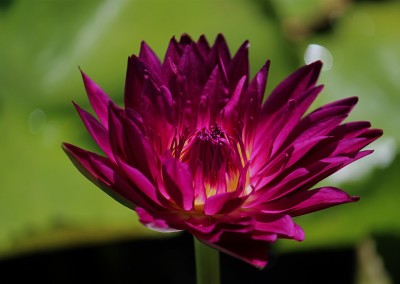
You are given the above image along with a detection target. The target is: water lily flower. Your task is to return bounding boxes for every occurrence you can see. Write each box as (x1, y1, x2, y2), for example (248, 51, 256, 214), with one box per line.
(63, 34, 382, 268)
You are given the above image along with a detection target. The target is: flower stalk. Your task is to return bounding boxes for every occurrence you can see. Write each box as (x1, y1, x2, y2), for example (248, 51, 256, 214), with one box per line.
(194, 237, 220, 284)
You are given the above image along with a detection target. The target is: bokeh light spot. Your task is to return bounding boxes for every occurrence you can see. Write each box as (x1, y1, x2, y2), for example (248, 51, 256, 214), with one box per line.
(304, 44, 333, 71)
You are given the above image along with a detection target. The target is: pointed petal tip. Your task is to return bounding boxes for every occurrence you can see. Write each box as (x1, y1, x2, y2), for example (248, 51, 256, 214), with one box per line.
(128, 54, 138, 60)
(253, 260, 268, 270)
(62, 141, 73, 150)
(179, 33, 193, 45)
(259, 60, 271, 75)
(139, 41, 149, 53)
(61, 142, 80, 157)
(237, 39, 250, 52)
(343, 96, 359, 108)
(61, 142, 69, 151)
(351, 195, 360, 202)
(198, 34, 208, 42)
(215, 33, 226, 42)
(72, 100, 82, 111)
(167, 36, 179, 47)
(303, 60, 323, 84)
(62, 142, 86, 154)
(350, 96, 359, 103)
(79, 67, 87, 78)
(162, 158, 194, 211)
(374, 128, 384, 137)
(79, 68, 94, 84)
(312, 59, 323, 65)
(308, 60, 323, 68)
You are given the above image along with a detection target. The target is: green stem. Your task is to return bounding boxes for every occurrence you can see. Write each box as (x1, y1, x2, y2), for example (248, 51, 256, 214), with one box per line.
(194, 237, 220, 284)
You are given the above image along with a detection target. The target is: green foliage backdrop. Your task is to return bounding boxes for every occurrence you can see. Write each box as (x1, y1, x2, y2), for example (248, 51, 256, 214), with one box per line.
(0, 0, 399, 258)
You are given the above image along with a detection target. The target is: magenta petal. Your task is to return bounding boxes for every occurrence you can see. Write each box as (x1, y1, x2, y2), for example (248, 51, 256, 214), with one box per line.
(227, 40, 249, 89)
(139, 41, 162, 81)
(162, 37, 182, 79)
(251, 233, 278, 242)
(329, 121, 372, 139)
(277, 151, 372, 199)
(187, 227, 222, 243)
(179, 33, 194, 46)
(80, 69, 113, 129)
(107, 104, 127, 160)
(178, 43, 207, 99)
(226, 41, 250, 87)
(196, 35, 211, 58)
(198, 63, 229, 127)
(214, 34, 231, 59)
(252, 135, 330, 191)
(124, 55, 146, 111)
(331, 128, 383, 156)
(295, 187, 360, 216)
(207, 34, 231, 68)
(62, 143, 136, 210)
(118, 160, 164, 207)
(290, 97, 359, 142)
(136, 207, 181, 233)
(251, 151, 365, 204)
(243, 61, 270, 146)
(254, 214, 304, 241)
(251, 86, 324, 173)
(261, 61, 322, 117)
(63, 143, 166, 211)
(203, 233, 270, 268)
(204, 164, 250, 215)
(251, 62, 323, 160)
(141, 76, 175, 123)
(263, 187, 359, 217)
(271, 85, 324, 155)
(256, 167, 309, 200)
(184, 216, 223, 242)
(108, 103, 158, 181)
(204, 192, 246, 215)
(185, 217, 216, 234)
(221, 76, 247, 132)
(73, 102, 114, 161)
(162, 158, 194, 211)
(139, 78, 175, 154)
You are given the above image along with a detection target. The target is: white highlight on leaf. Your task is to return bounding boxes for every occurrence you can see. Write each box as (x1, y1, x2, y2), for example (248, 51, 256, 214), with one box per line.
(43, 0, 128, 88)
(304, 44, 333, 71)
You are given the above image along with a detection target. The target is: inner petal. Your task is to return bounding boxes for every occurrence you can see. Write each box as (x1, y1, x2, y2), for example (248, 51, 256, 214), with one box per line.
(180, 125, 242, 201)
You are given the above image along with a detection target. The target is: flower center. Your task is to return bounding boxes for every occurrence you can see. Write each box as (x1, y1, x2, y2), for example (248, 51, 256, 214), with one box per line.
(180, 125, 241, 199)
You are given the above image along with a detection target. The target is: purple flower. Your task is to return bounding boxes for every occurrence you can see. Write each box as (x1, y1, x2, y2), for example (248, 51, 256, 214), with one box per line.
(63, 34, 382, 268)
